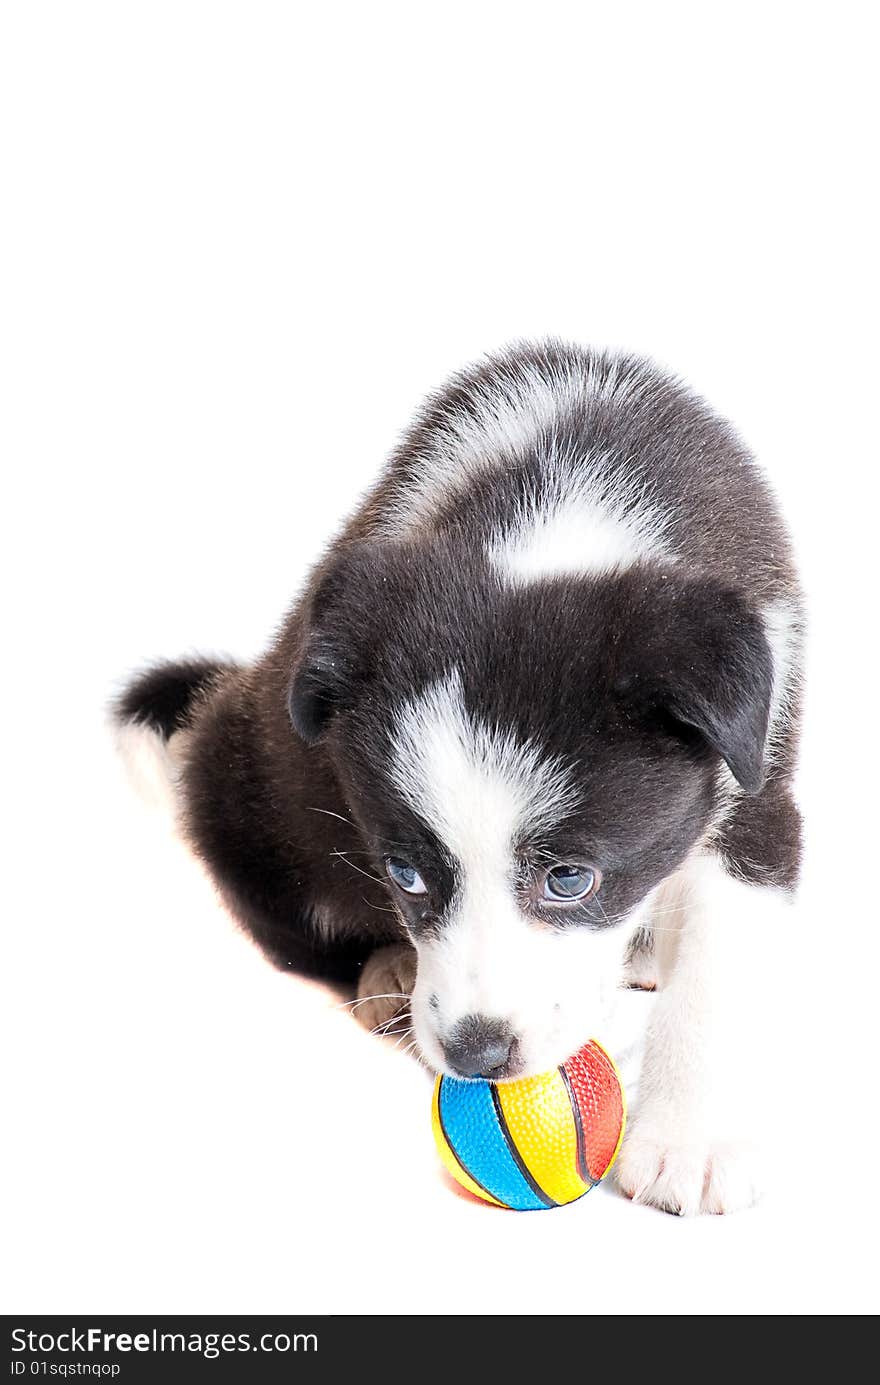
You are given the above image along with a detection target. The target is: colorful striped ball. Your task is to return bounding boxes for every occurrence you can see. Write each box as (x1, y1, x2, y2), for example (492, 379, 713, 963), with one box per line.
(431, 1040, 625, 1210)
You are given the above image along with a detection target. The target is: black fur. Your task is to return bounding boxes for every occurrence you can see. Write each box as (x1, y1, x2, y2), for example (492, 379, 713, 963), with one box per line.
(116, 658, 232, 738)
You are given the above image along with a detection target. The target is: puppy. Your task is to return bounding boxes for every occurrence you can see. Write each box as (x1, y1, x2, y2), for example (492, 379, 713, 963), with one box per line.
(117, 341, 803, 1215)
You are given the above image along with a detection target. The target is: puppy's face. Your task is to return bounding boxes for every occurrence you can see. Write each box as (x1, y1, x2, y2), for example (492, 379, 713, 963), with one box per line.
(290, 543, 772, 1078)
(358, 667, 720, 1079)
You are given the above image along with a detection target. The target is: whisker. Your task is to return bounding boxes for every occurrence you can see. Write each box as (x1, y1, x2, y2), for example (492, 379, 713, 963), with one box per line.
(369, 1015, 409, 1037)
(372, 1020, 412, 1039)
(304, 805, 356, 828)
(576, 899, 695, 930)
(330, 849, 385, 885)
(323, 848, 377, 857)
(593, 893, 614, 928)
(360, 895, 398, 914)
(336, 992, 410, 1012)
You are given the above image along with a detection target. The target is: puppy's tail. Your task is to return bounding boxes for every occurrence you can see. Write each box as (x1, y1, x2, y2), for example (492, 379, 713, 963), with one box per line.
(112, 657, 236, 812)
(115, 657, 233, 739)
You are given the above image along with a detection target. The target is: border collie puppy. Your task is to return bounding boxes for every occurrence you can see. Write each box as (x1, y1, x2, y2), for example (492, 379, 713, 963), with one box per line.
(117, 341, 803, 1215)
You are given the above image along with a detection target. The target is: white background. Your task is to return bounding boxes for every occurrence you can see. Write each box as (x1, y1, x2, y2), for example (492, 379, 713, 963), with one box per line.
(2, 2, 877, 1316)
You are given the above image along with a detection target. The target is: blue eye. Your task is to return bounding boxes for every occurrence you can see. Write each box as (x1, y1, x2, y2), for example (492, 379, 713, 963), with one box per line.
(386, 857, 428, 895)
(543, 865, 597, 901)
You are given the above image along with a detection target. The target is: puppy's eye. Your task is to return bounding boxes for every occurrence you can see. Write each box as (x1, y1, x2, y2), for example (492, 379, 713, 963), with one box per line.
(543, 865, 598, 901)
(385, 857, 428, 895)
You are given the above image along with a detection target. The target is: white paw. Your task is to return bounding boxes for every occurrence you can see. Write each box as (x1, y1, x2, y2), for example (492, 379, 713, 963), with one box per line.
(354, 944, 417, 1037)
(616, 1123, 762, 1216)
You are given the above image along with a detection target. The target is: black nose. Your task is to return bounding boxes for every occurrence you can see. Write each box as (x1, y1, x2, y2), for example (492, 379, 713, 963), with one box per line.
(441, 1014, 517, 1080)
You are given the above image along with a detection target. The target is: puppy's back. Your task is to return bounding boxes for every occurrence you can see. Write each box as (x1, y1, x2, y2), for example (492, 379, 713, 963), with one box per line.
(350, 340, 798, 613)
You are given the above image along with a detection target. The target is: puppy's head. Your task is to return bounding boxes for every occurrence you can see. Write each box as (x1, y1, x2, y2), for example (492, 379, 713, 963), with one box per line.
(289, 541, 772, 1078)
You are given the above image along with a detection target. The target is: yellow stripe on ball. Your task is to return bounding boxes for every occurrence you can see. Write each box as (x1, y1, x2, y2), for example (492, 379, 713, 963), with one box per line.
(431, 1079, 504, 1207)
(495, 1069, 589, 1206)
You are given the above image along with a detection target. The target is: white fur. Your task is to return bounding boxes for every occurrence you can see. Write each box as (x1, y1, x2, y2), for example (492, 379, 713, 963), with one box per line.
(380, 353, 643, 536)
(487, 454, 676, 585)
(616, 850, 791, 1214)
(389, 668, 640, 1074)
(389, 667, 581, 853)
(762, 597, 802, 753)
(113, 720, 182, 816)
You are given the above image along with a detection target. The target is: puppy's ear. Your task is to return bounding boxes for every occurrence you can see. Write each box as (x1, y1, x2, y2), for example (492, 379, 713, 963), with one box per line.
(288, 639, 350, 744)
(287, 542, 379, 745)
(623, 577, 773, 794)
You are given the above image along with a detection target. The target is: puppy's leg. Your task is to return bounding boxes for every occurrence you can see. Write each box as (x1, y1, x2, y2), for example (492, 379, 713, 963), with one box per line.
(622, 926, 657, 992)
(355, 944, 418, 1037)
(616, 850, 793, 1215)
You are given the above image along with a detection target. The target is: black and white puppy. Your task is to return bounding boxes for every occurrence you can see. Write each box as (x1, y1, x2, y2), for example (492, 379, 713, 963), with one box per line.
(118, 341, 803, 1215)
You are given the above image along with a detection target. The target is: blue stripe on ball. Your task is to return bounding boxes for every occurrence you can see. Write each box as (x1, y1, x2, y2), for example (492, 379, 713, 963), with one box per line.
(438, 1075, 548, 1212)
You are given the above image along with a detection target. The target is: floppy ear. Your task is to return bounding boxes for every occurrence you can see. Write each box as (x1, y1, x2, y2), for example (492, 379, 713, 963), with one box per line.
(624, 578, 774, 794)
(287, 541, 380, 745)
(288, 639, 350, 744)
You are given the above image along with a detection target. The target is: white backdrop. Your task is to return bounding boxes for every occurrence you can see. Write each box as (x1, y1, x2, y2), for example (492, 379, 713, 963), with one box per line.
(2, 2, 877, 1315)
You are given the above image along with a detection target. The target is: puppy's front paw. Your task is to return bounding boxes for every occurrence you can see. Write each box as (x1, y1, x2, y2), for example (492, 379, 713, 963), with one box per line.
(616, 1121, 762, 1216)
(354, 944, 417, 1037)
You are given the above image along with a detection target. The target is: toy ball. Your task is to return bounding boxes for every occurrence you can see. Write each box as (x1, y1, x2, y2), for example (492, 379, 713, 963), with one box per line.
(431, 1039, 625, 1210)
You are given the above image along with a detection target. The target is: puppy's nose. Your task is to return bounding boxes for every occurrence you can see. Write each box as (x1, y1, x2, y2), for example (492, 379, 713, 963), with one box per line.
(441, 1014, 517, 1080)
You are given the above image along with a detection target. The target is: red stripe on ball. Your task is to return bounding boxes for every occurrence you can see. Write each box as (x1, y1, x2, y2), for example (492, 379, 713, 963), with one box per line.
(562, 1041, 625, 1182)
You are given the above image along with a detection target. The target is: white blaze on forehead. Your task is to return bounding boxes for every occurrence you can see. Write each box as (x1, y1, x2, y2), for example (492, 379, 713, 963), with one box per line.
(390, 668, 635, 1077)
(388, 668, 579, 872)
